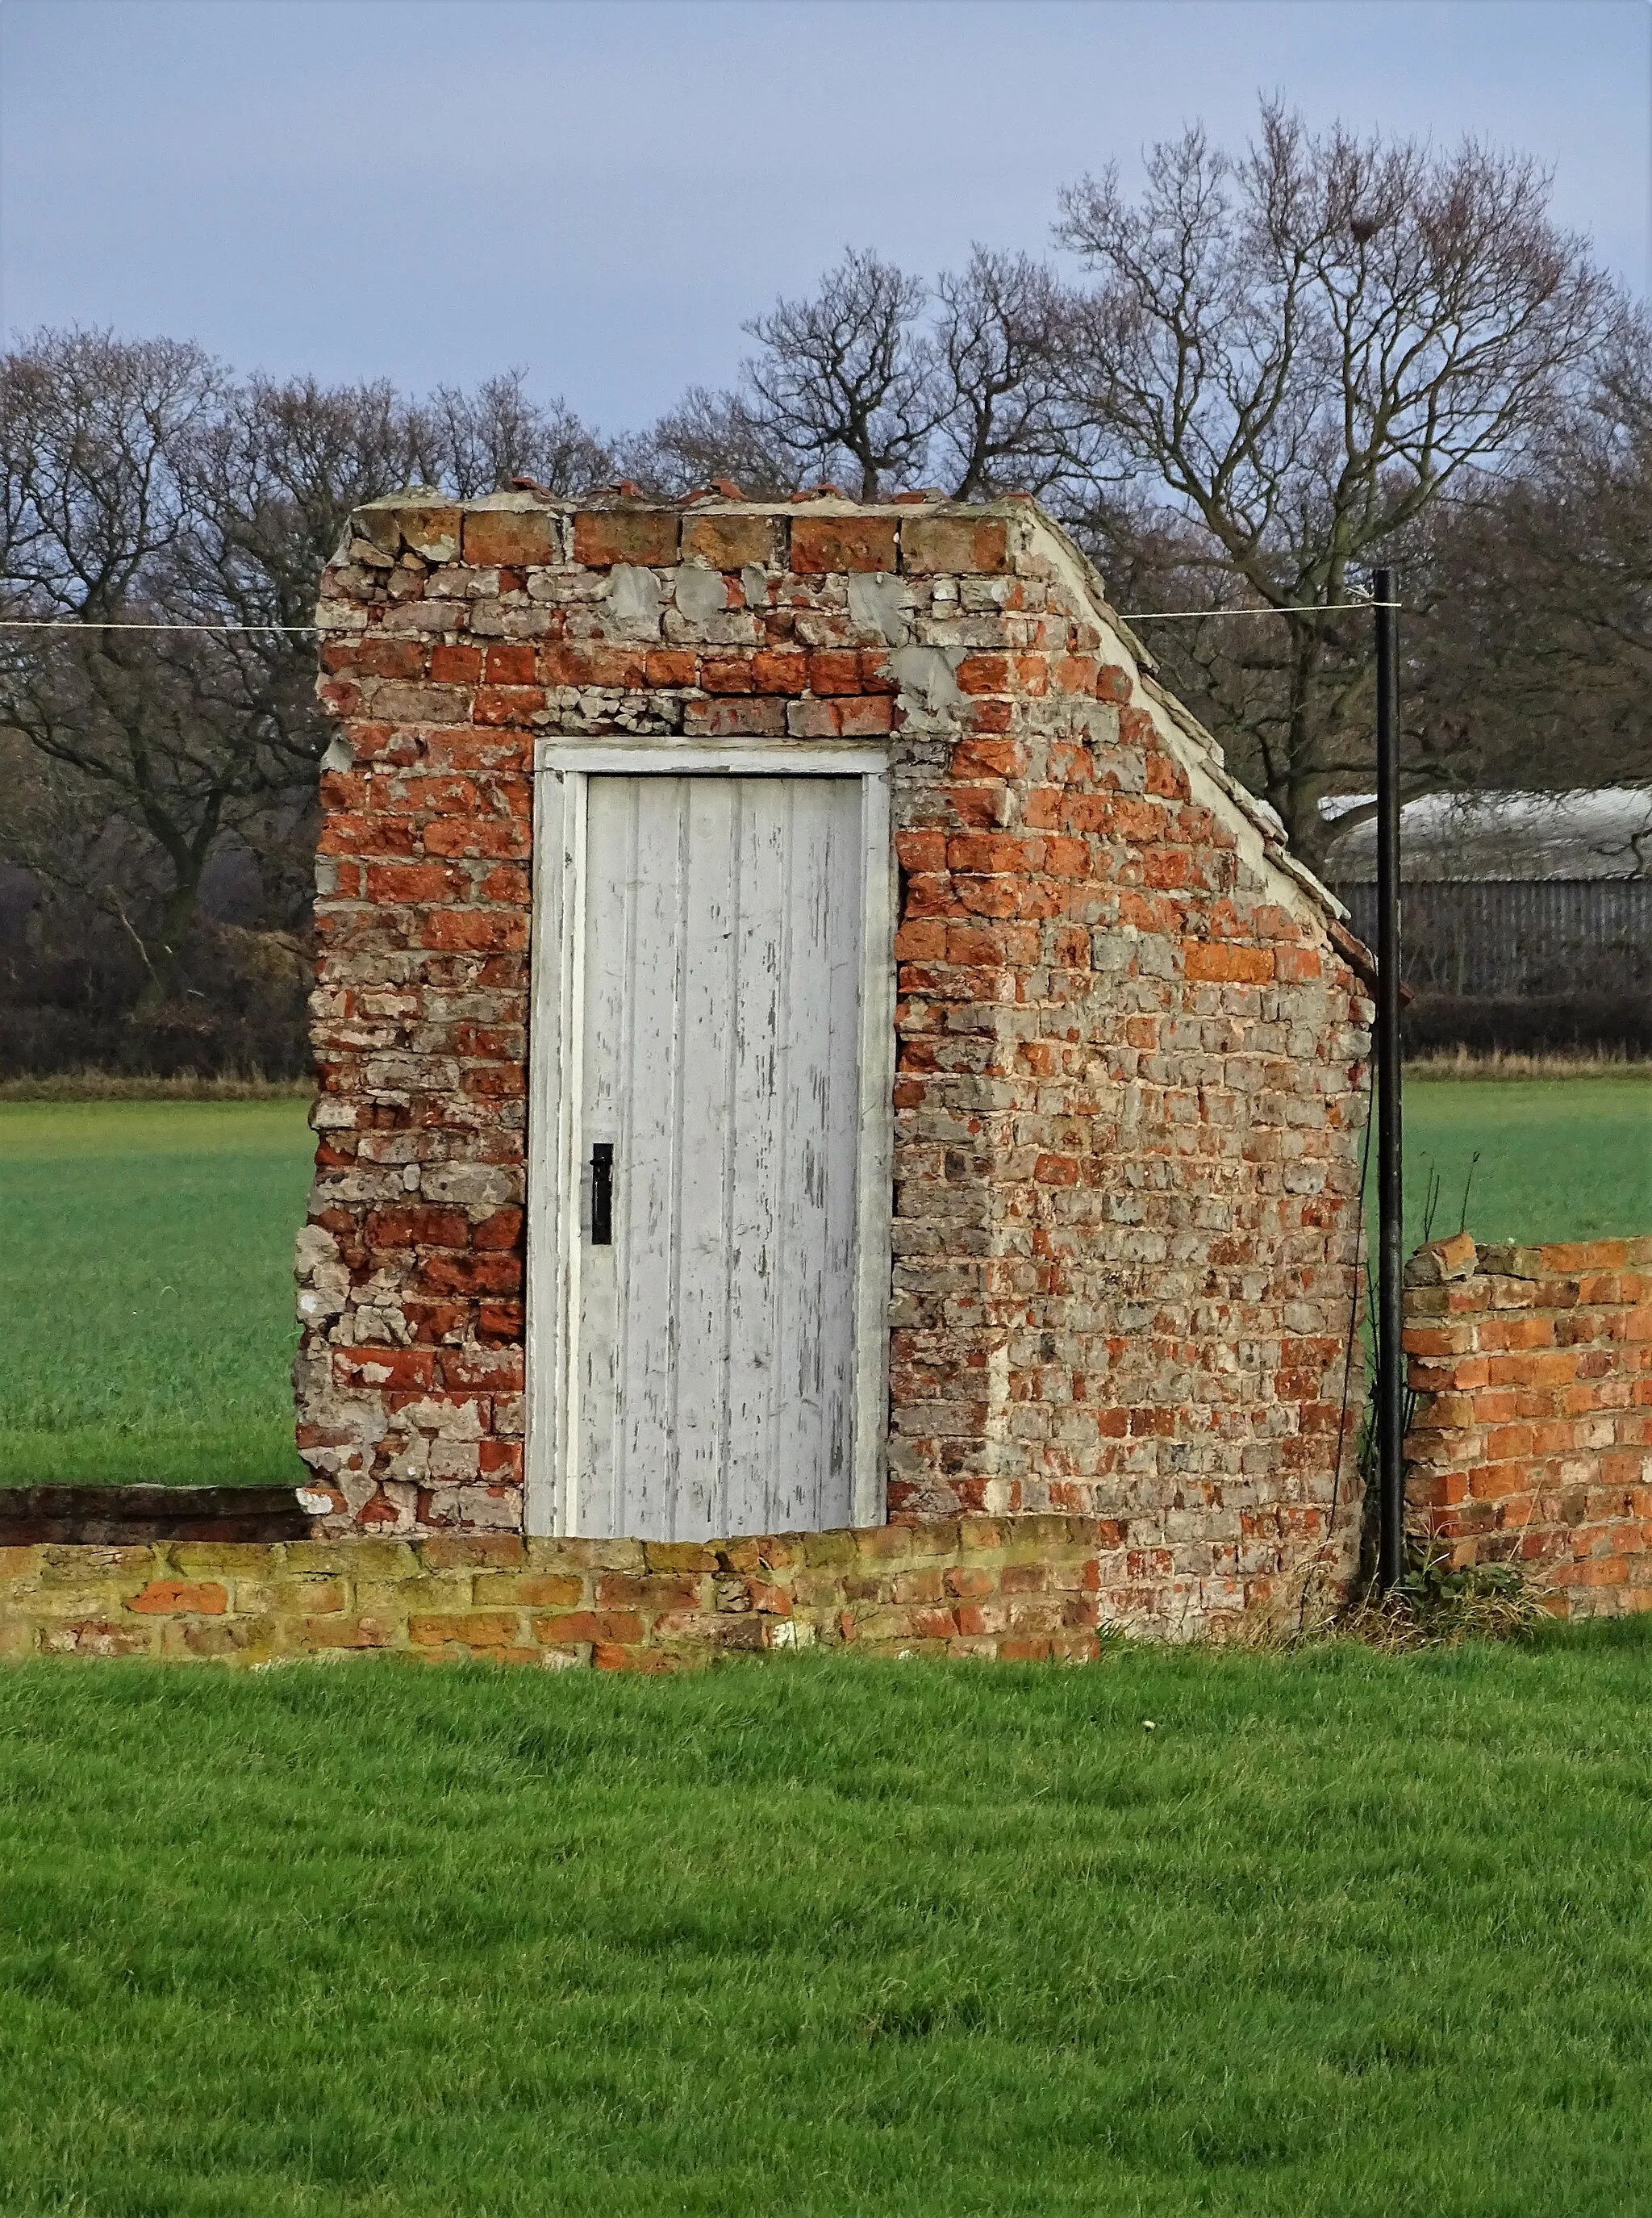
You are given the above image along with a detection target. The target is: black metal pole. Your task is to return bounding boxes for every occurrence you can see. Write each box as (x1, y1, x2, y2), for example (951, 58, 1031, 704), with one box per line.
(1374, 567, 1404, 1590)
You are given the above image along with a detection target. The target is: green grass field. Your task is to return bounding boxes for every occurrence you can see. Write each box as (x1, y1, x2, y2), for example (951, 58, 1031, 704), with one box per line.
(2, 1639, 1652, 2216)
(0, 1101, 313, 1485)
(1395, 1076, 1652, 1253)
(0, 1078, 1646, 1485)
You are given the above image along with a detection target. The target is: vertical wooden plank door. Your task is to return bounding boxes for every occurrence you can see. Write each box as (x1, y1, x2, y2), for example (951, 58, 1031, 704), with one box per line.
(575, 774, 865, 1540)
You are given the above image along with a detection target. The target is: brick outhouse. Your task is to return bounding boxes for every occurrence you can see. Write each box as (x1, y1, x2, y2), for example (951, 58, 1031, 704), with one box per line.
(294, 491, 1375, 1631)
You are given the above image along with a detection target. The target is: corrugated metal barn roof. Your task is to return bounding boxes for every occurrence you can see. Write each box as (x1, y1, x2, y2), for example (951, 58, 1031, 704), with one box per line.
(1324, 788, 1652, 883)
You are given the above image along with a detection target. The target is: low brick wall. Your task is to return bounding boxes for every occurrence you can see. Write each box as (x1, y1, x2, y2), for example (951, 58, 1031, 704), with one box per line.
(1404, 1234, 1652, 1614)
(0, 1512, 1337, 1666)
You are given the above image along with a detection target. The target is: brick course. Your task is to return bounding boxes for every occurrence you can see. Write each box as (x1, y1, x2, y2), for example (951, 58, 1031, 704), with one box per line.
(1404, 1233, 1652, 1613)
(295, 491, 1374, 1632)
(0, 1514, 1296, 1665)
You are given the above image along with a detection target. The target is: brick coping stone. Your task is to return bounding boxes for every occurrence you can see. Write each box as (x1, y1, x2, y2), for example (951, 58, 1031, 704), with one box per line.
(0, 1514, 1325, 1666)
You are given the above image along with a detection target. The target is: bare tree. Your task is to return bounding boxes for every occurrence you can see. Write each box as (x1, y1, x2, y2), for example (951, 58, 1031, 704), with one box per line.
(1316, 303, 1652, 832)
(1, 330, 242, 1004)
(742, 249, 942, 499)
(166, 374, 442, 931)
(644, 246, 1079, 504)
(1053, 102, 1618, 865)
(2, 338, 617, 1017)
(621, 385, 798, 499)
(931, 249, 1080, 499)
(408, 370, 614, 498)
(1450, 316, 1652, 792)
(1, 329, 222, 618)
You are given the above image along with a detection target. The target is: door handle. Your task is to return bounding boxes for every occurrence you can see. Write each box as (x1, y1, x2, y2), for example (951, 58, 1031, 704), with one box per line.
(590, 1143, 614, 1246)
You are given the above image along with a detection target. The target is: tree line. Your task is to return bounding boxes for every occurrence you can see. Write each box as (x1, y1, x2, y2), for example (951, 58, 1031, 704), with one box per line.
(2, 102, 1647, 1074)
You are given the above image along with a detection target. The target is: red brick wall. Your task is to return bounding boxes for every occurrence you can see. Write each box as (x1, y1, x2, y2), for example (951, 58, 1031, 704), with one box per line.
(1404, 1233, 1652, 1613)
(297, 492, 1371, 1633)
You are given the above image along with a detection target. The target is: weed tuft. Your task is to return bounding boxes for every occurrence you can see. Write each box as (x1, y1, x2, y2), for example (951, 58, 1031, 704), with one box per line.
(1342, 1546, 1544, 1649)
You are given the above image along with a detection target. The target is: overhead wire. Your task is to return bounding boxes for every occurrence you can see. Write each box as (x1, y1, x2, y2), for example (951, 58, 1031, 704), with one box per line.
(0, 600, 1402, 635)
(1122, 599, 1399, 618)
(0, 619, 319, 633)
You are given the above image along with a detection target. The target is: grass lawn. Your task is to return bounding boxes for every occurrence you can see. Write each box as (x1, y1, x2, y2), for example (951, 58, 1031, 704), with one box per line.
(0, 1078, 1646, 1487)
(0, 1101, 313, 1485)
(3, 1639, 1652, 2216)
(1400, 1074, 1652, 1252)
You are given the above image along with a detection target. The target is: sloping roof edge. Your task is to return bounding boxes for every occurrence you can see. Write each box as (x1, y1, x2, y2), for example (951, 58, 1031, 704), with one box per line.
(1025, 511, 1355, 942)
(338, 489, 1370, 974)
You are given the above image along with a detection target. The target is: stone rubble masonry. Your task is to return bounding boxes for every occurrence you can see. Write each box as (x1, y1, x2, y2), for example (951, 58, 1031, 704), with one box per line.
(294, 488, 1374, 1635)
(1404, 1233, 1652, 1614)
(0, 1516, 1289, 1666)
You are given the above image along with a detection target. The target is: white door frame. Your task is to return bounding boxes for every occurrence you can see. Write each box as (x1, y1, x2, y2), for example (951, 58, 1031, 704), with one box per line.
(524, 736, 895, 1538)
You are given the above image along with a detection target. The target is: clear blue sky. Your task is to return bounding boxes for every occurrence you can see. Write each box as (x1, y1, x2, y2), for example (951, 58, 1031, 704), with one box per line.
(2, 0, 1646, 433)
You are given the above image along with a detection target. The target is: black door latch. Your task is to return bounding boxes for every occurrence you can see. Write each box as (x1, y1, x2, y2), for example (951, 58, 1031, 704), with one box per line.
(590, 1142, 614, 1246)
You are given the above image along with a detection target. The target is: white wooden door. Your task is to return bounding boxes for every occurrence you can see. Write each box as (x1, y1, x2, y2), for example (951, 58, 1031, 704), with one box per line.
(574, 774, 865, 1540)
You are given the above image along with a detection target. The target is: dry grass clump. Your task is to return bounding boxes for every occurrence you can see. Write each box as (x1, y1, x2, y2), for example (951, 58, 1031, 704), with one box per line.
(1340, 1551, 1545, 1649)
(0, 1071, 315, 1103)
(1231, 1549, 1548, 1652)
(1407, 1046, 1652, 1081)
